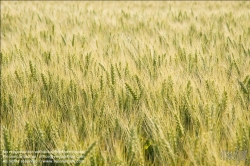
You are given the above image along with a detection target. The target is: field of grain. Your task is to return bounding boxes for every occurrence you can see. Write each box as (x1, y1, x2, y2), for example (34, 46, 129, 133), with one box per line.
(1, 1, 250, 165)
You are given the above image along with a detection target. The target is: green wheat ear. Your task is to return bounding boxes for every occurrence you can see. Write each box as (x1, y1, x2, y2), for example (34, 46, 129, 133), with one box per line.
(61, 34, 67, 46)
(41, 73, 48, 91)
(238, 80, 248, 94)
(111, 64, 115, 85)
(29, 60, 37, 81)
(125, 83, 138, 101)
(100, 76, 104, 90)
(15, 70, 23, 86)
(3, 128, 11, 152)
(72, 34, 75, 47)
(75, 142, 97, 166)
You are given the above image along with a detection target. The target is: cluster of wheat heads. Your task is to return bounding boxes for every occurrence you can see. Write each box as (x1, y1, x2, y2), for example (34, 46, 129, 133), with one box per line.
(1, 1, 250, 166)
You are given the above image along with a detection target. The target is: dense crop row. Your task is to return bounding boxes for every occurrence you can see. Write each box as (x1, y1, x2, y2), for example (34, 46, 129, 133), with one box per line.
(1, 1, 250, 165)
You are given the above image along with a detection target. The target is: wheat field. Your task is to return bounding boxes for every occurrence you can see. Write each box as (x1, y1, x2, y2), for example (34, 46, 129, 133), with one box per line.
(1, 1, 250, 166)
